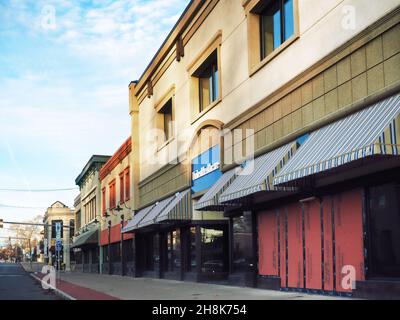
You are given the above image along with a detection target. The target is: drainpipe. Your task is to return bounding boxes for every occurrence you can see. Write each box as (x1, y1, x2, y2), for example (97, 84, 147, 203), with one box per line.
(108, 220, 111, 275)
(121, 214, 124, 276)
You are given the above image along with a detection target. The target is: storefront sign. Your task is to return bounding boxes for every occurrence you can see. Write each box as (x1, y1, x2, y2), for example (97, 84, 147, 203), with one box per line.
(192, 145, 222, 193)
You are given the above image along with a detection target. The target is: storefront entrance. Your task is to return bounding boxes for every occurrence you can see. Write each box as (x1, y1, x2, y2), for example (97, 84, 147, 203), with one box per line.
(366, 182, 400, 279)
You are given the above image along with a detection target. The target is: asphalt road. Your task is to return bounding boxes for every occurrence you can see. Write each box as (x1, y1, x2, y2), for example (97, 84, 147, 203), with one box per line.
(0, 263, 59, 300)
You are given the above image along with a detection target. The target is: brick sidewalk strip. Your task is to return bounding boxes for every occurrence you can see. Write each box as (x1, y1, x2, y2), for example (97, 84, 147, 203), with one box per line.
(34, 273, 119, 300)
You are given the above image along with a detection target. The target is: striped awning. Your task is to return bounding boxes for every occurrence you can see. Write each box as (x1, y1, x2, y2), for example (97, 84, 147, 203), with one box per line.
(194, 168, 239, 211)
(121, 203, 156, 233)
(122, 189, 192, 232)
(273, 94, 400, 186)
(219, 141, 299, 203)
(155, 189, 192, 223)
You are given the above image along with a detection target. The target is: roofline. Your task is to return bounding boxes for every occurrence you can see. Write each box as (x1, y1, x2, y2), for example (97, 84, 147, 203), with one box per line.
(75, 155, 111, 186)
(133, 0, 205, 97)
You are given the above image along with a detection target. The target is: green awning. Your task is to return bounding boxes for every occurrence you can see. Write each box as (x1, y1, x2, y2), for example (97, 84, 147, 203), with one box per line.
(71, 227, 98, 248)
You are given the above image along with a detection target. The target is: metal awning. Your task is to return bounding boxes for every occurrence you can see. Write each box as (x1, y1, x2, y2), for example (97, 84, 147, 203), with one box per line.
(122, 189, 192, 232)
(71, 227, 98, 248)
(155, 189, 192, 223)
(273, 94, 400, 187)
(219, 141, 299, 203)
(121, 203, 156, 233)
(194, 168, 239, 211)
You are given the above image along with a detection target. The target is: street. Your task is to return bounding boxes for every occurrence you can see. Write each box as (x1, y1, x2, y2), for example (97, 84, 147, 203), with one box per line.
(0, 263, 58, 300)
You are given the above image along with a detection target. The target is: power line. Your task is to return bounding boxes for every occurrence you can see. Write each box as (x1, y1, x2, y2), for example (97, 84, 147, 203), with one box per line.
(0, 203, 47, 209)
(0, 187, 78, 192)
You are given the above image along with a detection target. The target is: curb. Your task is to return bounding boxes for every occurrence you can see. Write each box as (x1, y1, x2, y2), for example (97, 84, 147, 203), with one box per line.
(30, 273, 76, 301)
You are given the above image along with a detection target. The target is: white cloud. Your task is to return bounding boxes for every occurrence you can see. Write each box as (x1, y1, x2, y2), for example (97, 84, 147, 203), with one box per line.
(0, 0, 189, 227)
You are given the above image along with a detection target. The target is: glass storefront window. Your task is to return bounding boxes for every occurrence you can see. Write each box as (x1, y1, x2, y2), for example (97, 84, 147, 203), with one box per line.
(368, 183, 400, 278)
(167, 229, 181, 271)
(102, 245, 109, 263)
(153, 233, 160, 270)
(200, 227, 224, 273)
(232, 212, 254, 272)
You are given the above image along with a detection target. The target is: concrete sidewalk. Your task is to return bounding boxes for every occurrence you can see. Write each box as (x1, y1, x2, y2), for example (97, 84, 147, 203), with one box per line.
(21, 263, 350, 300)
(55, 272, 349, 300)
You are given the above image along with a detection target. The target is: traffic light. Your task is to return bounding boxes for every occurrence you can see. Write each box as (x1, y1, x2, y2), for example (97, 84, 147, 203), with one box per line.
(0, 219, 3, 228)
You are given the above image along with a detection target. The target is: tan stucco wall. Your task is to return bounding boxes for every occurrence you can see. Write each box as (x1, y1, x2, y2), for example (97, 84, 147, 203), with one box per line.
(134, 0, 400, 205)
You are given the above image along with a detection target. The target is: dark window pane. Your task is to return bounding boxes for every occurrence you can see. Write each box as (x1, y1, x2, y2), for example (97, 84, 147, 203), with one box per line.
(260, 0, 281, 59)
(197, 51, 219, 112)
(200, 227, 225, 273)
(368, 183, 400, 278)
(232, 212, 254, 272)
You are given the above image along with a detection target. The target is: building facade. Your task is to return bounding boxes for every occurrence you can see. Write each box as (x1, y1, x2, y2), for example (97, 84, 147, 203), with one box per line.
(43, 201, 75, 271)
(99, 138, 134, 276)
(122, 0, 400, 298)
(72, 155, 110, 274)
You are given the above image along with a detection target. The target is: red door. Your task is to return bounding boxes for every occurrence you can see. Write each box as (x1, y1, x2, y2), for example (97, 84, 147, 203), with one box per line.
(287, 203, 303, 289)
(304, 199, 322, 290)
(258, 210, 279, 276)
(334, 189, 365, 293)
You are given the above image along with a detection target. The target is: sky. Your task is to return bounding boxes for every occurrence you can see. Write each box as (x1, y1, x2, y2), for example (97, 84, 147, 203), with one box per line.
(0, 0, 189, 242)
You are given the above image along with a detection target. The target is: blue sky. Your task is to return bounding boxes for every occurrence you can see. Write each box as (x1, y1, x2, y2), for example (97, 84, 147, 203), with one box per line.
(0, 0, 188, 241)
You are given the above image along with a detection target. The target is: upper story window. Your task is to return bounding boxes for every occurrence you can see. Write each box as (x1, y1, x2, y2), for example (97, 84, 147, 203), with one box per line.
(102, 187, 106, 216)
(125, 167, 130, 201)
(109, 180, 116, 209)
(51, 220, 63, 239)
(260, 0, 294, 60)
(246, 0, 298, 75)
(194, 50, 219, 112)
(159, 98, 174, 142)
(119, 172, 125, 204)
(188, 32, 222, 123)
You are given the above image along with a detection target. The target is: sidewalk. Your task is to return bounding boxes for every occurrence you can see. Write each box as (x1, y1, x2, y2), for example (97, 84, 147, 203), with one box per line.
(20, 262, 119, 300)
(21, 263, 350, 300)
(42, 271, 349, 300)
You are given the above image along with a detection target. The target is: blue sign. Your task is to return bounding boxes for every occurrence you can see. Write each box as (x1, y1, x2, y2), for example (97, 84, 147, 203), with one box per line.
(191, 145, 222, 194)
(56, 240, 62, 252)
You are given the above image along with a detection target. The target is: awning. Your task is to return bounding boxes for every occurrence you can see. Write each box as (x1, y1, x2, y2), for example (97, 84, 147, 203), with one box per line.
(273, 94, 400, 186)
(122, 189, 192, 232)
(121, 203, 157, 233)
(194, 168, 239, 211)
(71, 227, 98, 248)
(219, 141, 299, 203)
(155, 189, 192, 223)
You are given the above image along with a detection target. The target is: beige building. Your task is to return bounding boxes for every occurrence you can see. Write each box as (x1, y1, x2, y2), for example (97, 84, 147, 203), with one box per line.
(72, 155, 110, 273)
(43, 201, 74, 271)
(122, 0, 400, 297)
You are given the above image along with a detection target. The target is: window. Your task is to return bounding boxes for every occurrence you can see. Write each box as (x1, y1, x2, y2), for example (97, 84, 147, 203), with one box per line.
(246, 0, 298, 74)
(188, 32, 222, 122)
(109, 180, 116, 209)
(125, 167, 130, 201)
(158, 98, 174, 142)
(232, 212, 254, 272)
(367, 182, 400, 278)
(102, 188, 106, 216)
(51, 220, 63, 239)
(69, 220, 75, 239)
(260, 0, 294, 60)
(194, 50, 219, 113)
(119, 172, 125, 204)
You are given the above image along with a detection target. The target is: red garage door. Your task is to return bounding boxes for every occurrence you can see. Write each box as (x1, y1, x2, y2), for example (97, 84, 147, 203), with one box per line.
(334, 189, 365, 293)
(287, 203, 303, 289)
(279, 208, 287, 287)
(304, 199, 322, 290)
(258, 210, 279, 276)
(322, 196, 334, 291)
